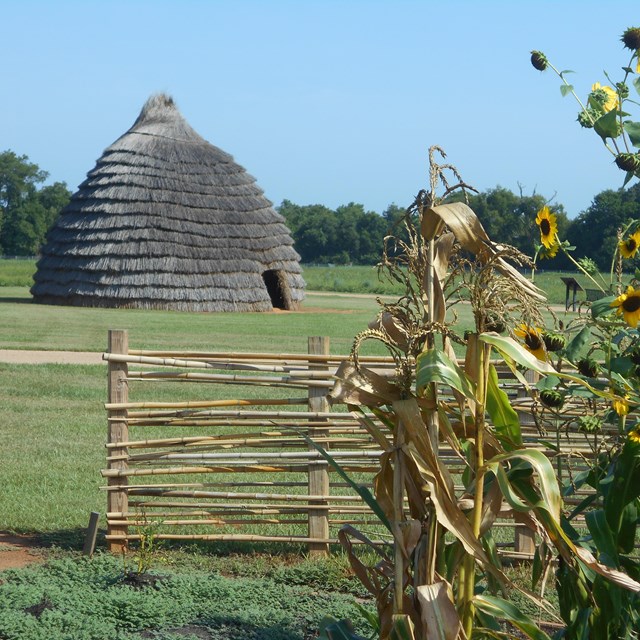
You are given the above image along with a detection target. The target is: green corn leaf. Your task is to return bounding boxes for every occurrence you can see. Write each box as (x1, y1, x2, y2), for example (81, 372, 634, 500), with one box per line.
(473, 595, 553, 640)
(487, 449, 562, 520)
(297, 429, 392, 532)
(617, 501, 639, 554)
(623, 121, 640, 147)
(586, 510, 619, 568)
(604, 439, 640, 535)
(416, 347, 475, 399)
(486, 363, 522, 448)
(481, 333, 606, 398)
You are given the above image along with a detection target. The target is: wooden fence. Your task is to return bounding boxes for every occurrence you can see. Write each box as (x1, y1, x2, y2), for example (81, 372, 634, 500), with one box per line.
(102, 329, 610, 558)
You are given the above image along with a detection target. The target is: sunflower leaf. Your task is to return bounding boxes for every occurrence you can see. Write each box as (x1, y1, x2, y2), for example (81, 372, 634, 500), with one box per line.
(634, 76, 640, 96)
(560, 84, 574, 97)
(623, 121, 640, 147)
(591, 295, 616, 319)
(564, 325, 592, 362)
(594, 109, 622, 141)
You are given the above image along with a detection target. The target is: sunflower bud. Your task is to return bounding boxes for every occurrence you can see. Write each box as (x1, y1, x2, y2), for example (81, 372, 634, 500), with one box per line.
(578, 415, 602, 433)
(540, 389, 565, 409)
(615, 153, 640, 173)
(621, 27, 640, 51)
(577, 358, 599, 378)
(577, 108, 602, 129)
(530, 50, 548, 71)
(616, 82, 630, 99)
(542, 331, 566, 352)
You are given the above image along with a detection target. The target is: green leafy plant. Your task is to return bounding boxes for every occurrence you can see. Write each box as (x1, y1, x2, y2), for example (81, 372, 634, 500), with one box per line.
(532, 28, 640, 187)
(320, 147, 640, 639)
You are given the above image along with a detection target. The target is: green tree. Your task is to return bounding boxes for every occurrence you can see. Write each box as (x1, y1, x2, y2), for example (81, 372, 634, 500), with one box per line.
(448, 186, 569, 256)
(566, 183, 640, 270)
(0, 150, 71, 256)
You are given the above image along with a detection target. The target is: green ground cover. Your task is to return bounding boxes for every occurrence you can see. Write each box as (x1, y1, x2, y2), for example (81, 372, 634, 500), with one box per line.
(0, 554, 371, 639)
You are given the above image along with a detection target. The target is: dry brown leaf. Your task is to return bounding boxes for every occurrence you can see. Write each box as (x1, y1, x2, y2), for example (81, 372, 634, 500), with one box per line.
(416, 581, 463, 640)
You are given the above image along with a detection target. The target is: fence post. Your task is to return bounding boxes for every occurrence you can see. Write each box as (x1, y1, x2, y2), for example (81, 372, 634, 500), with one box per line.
(514, 369, 538, 558)
(307, 336, 330, 556)
(107, 329, 129, 553)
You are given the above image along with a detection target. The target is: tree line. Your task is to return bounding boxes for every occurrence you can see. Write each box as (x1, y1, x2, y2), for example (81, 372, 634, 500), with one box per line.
(0, 151, 71, 256)
(2, 149, 640, 272)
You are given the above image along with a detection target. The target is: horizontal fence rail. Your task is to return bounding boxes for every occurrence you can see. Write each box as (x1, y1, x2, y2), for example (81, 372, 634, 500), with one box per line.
(102, 329, 626, 558)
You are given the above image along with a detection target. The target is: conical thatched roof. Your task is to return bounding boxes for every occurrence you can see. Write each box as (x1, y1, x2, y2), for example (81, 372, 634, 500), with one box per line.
(31, 94, 305, 312)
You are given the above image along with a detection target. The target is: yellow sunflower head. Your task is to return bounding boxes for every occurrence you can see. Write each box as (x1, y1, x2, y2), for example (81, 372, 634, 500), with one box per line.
(628, 425, 640, 444)
(535, 206, 558, 250)
(514, 324, 547, 361)
(613, 395, 630, 417)
(619, 231, 640, 259)
(538, 241, 560, 260)
(610, 286, 640, 328)
(591, 82, 619, 113)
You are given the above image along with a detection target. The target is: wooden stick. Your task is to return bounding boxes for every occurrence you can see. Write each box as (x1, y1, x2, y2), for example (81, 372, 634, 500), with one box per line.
(124, 349, 396, 364)
(108, 488, 368, 501)
(126, 371, 335, 388)
(105, 397, 308, 410)
(106, 330, 129, 554)
(102, 463, 380, 477)
(106, 433, 371, 449)
(105, 532, 390, 544)
(115, 409, 345, 419)
(117, 450, 382, 462)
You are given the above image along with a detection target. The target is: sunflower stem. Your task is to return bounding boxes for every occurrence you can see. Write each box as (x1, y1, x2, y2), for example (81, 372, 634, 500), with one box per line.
(546, 60, 619, 157)
(561, 243, 606, 293)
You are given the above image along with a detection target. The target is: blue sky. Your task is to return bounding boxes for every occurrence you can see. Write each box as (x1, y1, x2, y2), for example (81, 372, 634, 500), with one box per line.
(3, 0, 639, 219)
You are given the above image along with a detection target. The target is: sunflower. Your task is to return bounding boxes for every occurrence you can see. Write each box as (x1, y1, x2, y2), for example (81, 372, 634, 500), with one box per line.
(612, 395, 630, 417)
(619, 230, 640, 259)
(591, 82, 619, 112)
(538, 242, 560, 260)
(535, 206, 558, 249)
(628, 425, 640, 444)
(610, 286, 640, 328)
(514, 324, 547, 361)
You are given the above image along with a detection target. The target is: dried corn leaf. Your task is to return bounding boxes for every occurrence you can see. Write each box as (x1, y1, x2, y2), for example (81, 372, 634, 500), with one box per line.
(416, 581, 462, 640)
(421, 202, 545, 302)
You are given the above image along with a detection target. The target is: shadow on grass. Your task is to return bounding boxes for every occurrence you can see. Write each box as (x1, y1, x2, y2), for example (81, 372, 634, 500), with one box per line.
(139, 617, 305, 640)
(36, 527, 90, 550)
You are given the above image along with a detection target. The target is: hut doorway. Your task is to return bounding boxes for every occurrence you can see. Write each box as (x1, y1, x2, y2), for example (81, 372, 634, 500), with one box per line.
(262, 269, 288, 310)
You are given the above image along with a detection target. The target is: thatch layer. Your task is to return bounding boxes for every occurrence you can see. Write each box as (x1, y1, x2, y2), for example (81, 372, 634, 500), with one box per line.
(32, 94, 304, 312)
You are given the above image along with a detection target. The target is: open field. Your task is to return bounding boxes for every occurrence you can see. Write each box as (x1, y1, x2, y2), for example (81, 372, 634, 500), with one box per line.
(0, 258, 615, 307)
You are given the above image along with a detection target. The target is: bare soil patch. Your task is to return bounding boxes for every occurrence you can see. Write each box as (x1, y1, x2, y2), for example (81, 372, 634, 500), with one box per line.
(0, 532, 46, 571)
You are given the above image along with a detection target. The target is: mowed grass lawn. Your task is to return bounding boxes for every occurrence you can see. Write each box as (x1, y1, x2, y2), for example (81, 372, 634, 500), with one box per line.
(0, 259, 584, 536)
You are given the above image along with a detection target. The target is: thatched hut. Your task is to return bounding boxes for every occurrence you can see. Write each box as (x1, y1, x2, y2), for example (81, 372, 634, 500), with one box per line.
(31, 94, 305, 311)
